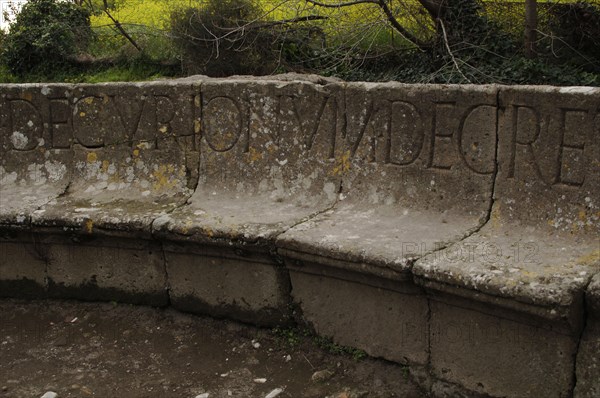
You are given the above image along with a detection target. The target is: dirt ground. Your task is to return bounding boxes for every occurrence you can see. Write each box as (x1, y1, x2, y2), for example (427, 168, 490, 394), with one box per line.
(0, 299, 427, 398)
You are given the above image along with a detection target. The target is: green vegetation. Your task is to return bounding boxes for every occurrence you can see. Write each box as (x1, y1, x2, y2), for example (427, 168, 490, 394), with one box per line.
(0, 0, 599, 85)
(1, 0, 92, 76)
(273, 326, 367, 361)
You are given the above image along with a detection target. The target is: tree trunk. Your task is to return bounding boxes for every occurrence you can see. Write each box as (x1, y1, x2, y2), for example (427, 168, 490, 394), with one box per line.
(524, 0, 537, 58)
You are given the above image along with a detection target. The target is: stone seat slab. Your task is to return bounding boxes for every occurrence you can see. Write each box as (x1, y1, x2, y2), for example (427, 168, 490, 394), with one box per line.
(153, 78, 342, 246)
(153, 190, 336, 245)
(277, 203, 486, 276)
(413, 224, 599, 327)
(415, 85, 600, 325)
(31, 147, 192, 238)
(278, 82, 498, 272)
(409, 85, 600, 398)
(1, 85, 76, 228)
(0, 150, 72, 227)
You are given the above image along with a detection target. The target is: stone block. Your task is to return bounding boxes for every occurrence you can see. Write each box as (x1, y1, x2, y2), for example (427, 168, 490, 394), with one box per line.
(153, 78, 342, 245)
(0, 231, 47, 298)
(575, 273, 600, 398)
(429, 297, 577, 398)
(278, 83, 497, 276)
(165, 242, 291, 326)
(288, 261, 428, 365)
(44, 234, 168, 306)
(496, 86, 600, 234)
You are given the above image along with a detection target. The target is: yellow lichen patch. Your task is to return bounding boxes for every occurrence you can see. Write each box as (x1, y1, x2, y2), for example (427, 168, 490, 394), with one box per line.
(22, 92, 33, 101)
(79, 112, 86, 117)
(575, 250, 600, 268)
(194, 119, 202, 134)
(87, 152, 98, 163)
(85, 219, 94, 234)
(490, 204, 503, 229)
(84, 97, 95, 105)
(248, 147, 263, 163)
(159, 125, 169, 134)
(194, 96, 201, 107)
(519, 269, 539, 279)
(133, 149, 140, 157)
(332, 150, 351, 176)
(152, 165, 179, 191)
(101, 160, 110, 173)
(181, 220, 193, 235)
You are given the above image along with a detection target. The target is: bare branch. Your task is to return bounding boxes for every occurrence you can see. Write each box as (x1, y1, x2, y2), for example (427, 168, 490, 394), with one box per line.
(102, 0, 142, 52)
(438, 19, 469, 82)
(376, 0, 426, 49)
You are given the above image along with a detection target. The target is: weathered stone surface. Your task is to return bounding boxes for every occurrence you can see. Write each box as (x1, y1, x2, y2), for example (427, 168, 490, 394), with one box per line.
(44, 234, 168, 306)
(32, 145, 192, 237)
(414, 86, 600, 397)
(429, 297, 577, 398)
(165, 242, 290, 326)
(0, 85, 74, 227)
(153, 78, 342, 245)
(575, 273, 600, 398)
(27, 82, 198, 238)
(288, 263, 428, 365)
(414, 87, 600, 316)
(278, 83, 497, 274)
(1, 78, 598, 398)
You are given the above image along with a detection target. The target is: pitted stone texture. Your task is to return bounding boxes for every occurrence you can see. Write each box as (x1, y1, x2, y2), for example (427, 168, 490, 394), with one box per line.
(429, 298, 577, 398)
(0, 85, 74, 226)
(279, 84, 497, 273)
(0, 150, 72, 226)
(495, 86, 599, 235)
(0, 231, 47, 297)
(414, 228, 597, 325)
(289, 267, 428, 365)
(414, 87, 600, 321)
(26, 82, 198, 237)
(165, 243, 291, 326)
(45, 235, 167, 306)
(154, 79, 342, 244)
(575, 273, 600, 398)
(33, 146, 192, 237)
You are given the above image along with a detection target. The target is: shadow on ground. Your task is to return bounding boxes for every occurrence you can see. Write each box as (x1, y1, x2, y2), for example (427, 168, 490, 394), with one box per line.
(0, 299, 426, 398)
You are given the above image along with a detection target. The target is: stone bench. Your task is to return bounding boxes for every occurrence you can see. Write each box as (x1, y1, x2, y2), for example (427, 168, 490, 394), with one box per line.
(0, 76, 598, 398)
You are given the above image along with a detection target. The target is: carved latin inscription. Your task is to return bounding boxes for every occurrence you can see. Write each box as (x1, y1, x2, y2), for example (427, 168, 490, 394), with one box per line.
(203, 96, 243, 152)
(344, 95, 496, 174)
(0, 89, 196, 153)
(506, 103, 594, 188)
(4, 98, 44, 151)
(556, 109, 587, 187)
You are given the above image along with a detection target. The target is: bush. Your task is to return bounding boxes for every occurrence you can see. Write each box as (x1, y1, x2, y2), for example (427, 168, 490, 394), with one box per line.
(171, 0, 267, 76)
(547, 1, 600, 73)
(1, 0, 92, 76)
(171, 0, 326, 76)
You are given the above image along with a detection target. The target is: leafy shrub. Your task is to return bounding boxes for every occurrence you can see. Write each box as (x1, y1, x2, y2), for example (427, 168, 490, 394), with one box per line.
(171, 0, 326, 76)
(171, 0, 268, 76)
(547, 1, 600, 73)
(1, 0, 92, 76)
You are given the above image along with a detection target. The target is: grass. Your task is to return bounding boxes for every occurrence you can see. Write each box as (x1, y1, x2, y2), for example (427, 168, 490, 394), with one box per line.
(273, 326, 367, 361)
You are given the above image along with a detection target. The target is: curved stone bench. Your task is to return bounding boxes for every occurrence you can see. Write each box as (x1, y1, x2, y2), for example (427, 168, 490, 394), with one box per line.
(0, 76, 598, 398)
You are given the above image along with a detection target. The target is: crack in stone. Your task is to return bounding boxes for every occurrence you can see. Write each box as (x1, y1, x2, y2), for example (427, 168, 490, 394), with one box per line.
(405, 87, 502, 271)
